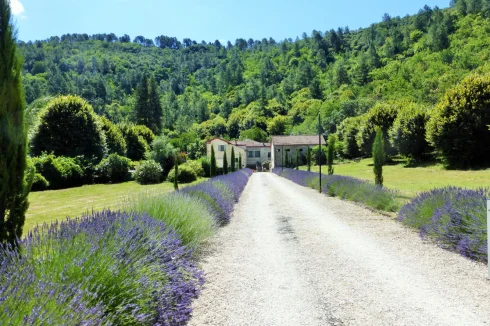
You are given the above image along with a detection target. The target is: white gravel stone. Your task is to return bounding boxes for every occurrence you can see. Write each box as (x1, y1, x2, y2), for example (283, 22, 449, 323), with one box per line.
(189, 172, 490, 326)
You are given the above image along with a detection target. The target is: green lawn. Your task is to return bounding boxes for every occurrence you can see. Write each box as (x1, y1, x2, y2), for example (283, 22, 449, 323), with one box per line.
(301, 159, 490, 196)
(26, 180, 199, 232)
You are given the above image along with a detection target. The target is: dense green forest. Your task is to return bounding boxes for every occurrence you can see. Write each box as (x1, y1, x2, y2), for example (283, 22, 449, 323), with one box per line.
(19, 0, 490, 161)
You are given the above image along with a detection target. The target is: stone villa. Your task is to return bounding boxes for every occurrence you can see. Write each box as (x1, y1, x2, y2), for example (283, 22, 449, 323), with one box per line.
(207, 135, 325, 170)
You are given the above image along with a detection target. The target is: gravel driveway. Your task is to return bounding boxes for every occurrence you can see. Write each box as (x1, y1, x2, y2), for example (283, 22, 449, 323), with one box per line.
(189, 172, 490, 326)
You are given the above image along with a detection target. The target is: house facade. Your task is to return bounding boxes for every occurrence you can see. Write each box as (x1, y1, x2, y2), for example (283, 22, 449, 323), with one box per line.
(206, 138, 270, 169)
(270, 135, 326, 169)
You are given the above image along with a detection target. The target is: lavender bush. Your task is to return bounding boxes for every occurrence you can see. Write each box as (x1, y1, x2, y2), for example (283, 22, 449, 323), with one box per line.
(273, 168, 403, 212)
(182, 169, 253, 224)
(399, 187, 490, 261)
(0, 210, 203, 325)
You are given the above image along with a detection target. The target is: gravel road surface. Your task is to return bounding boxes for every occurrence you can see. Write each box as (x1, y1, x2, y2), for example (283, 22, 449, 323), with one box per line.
(189, 172, 490, 326)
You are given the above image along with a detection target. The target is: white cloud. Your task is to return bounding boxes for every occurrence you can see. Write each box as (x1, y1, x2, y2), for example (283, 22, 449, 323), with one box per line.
(10, 0, 25, 16)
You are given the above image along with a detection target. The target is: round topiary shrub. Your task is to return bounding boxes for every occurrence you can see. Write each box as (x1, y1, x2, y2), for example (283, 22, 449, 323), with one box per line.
(31, 95, 107, 160)
(167, 164, 198, 184)
(427, 74, 490, 168)
(389, 103, 430, 163)
(135, 160, 163, 185)
(99, 116, 127, 156)
(96, 154, 132, 183)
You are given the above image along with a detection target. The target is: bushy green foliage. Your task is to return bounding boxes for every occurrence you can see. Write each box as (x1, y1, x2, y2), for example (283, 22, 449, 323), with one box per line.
(336, 116, 363, 159)
(119, 124, 149, 161)
(17, 3, 490, 171)
(146, 135, 176, 177)
(0, 0, 33, 244)
(133, 124, 155, 146)
(167, 164, 198, 183)
(389, 102, 430, 162)
(96, 154, 132, 183)
(32, 154, 85, 190)
(134, 160, 162, 184)
(312, 145, 327, 165)
(183, 160, 205, 177)
(426, 74, 490, 168)
(200, 156, 211, 177)
(25, 96, 52, 140)
(373, 128, 385, 186)
(356, 102, 398, 157)
(31, 173, 50, 191)
(31, 95, 107, 160)
(99, 116, 127, 156)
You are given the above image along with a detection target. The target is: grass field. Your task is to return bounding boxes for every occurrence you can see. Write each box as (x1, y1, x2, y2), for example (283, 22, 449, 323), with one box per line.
(300, 159, 490, 196)
(26, 180, 202, 232)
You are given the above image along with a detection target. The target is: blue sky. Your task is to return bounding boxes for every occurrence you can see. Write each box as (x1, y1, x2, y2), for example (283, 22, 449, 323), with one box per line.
(13, 0, 451, 43)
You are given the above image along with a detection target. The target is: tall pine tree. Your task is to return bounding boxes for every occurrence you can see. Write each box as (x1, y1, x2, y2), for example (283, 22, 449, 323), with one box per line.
(135, 77, 163, 135)
(0, 0, 33, 245)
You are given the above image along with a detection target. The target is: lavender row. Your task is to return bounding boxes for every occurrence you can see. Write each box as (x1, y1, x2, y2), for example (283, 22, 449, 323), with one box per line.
(0, 210, 204, 325)
(273, 168, 403, 212)
(182, 169, 253, 224)
(399, 187, 490, 261)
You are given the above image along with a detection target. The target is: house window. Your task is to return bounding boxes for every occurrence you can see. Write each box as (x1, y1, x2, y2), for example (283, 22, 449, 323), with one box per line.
(286, 149, 290, 152)
(268, 152, 271, 158)
(248, 151, 254, 158)
(218, 145, 226, 152)
(255, 151, 260, 158)
(235, 158, 239, 163)
(300, 149, 303, 152)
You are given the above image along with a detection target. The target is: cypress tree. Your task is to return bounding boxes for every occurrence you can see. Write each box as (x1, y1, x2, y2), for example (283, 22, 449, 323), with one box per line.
(296, 150, 299, 170)
(327, 135, 335, 175)
(307, 146, 311, 171)
(210, 146, 217, 177)
(0, 0, 34, 245)
(238, 153, 242, 170)
(173, 154, 179, 190)
(223, 151, 228, 174)
(373, 128, 385, 186)
(231, 147, 236, 172)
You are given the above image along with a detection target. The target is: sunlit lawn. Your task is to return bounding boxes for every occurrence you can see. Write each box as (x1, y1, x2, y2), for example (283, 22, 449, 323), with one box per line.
(301, 158, 490, 197)
(26, 180, 204, 232)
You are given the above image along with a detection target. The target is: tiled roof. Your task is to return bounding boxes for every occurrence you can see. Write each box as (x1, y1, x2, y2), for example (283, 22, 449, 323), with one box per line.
(271, 135, 326, 146)
(207, 138, 270, 148)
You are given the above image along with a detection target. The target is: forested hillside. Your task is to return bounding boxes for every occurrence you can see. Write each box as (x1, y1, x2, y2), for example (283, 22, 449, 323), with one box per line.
(19, 0, 490, 160)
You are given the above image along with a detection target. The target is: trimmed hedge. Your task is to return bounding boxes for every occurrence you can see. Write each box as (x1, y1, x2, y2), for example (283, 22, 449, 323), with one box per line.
(31, 154, 84, 190)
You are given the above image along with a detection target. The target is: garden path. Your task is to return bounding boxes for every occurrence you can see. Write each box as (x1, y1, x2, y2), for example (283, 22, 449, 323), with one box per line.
(189, 172, 490, 326)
